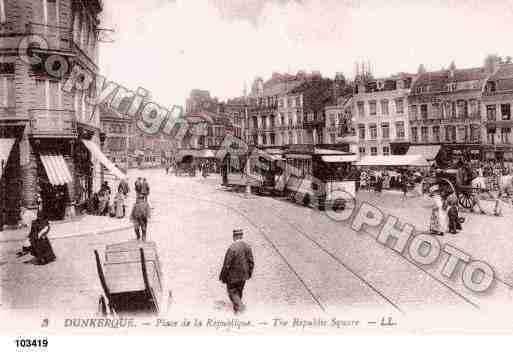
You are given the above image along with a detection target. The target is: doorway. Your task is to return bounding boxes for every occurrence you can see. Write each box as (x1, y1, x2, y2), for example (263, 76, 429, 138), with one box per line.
(40, 182, 69, 221)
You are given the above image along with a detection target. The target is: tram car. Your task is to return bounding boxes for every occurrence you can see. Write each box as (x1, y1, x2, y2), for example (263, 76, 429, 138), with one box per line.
(225, 149, 284, 196)
(282, 146, 358, 211)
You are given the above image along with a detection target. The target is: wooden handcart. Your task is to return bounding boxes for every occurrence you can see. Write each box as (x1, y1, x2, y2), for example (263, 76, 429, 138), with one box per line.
(94, 241, 171, 316)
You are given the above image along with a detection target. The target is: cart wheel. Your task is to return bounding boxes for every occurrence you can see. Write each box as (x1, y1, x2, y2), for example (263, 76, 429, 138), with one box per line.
(98, 296, 108, 316)
(458, 192, 473, 209)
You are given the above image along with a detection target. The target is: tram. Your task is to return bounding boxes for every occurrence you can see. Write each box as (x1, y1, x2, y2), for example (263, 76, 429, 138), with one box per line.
(225, 148, 284, 196)
(282, 145, 358, 211)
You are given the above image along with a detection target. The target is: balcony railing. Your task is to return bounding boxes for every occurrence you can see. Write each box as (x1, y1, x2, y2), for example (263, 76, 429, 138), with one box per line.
(410, 115, 482, 125)
(29, 109, 77, 138)
(26, 23, 72, 52)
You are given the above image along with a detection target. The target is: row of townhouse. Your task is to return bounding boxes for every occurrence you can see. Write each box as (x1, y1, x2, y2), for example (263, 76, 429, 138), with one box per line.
(352, 56, 513, 163)
(244, 72, 353, 149)
(183, 73, 354, 154)
(185, 56, 513, 164)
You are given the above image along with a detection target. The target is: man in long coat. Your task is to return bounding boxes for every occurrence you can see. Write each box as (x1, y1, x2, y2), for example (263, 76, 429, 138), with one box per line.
(130, 194, 151, 241)
(219, 229, 254, 313)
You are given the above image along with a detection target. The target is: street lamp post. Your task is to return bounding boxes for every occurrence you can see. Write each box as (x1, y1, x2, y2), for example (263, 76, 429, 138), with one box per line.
(245, 155, 251, 195)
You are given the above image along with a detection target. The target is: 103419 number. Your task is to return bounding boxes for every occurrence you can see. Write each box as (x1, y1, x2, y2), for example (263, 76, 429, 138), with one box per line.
(15, 339, 48, 348)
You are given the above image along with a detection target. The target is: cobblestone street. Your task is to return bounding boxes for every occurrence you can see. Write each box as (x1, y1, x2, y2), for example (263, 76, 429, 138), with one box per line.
(3, 169, 512, 329)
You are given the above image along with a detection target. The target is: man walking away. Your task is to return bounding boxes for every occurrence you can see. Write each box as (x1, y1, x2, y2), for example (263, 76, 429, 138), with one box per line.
(130, 194, 151, 241)
(118, 177, 130, 217)
(219, 229, 254, 314)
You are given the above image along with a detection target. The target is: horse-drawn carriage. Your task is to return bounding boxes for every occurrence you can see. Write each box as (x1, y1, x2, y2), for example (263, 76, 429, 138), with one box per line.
(427, 169, 476, 209)
(94, 241, 171, 316)
(423, 168, 513, 210)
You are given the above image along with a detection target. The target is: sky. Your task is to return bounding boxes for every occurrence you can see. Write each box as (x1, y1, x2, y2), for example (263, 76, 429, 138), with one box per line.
(99, 0, 513, 108)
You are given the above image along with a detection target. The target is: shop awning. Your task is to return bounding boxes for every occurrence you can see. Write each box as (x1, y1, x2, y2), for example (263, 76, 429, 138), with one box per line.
(82, 140, 127, 180)
(264, 149, 284, 160)
(314, 148, 347, 155)
(40, 153, 73, 185)
(286, 154, 312, 160)
(0, 139, 15, 179)
(356, 155, 429, 167)
(321, 155, 359, 163)
(406, 145, 441, 161)
(198, 149, 216, 158)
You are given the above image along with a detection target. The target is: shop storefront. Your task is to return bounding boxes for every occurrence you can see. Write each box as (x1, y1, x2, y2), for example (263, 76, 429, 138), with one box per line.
(482, 146, 513, 162)
(441, 144, 483, 164)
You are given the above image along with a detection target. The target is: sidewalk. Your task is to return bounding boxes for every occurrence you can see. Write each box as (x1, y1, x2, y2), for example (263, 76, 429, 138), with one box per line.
(0, 215, 133, 243)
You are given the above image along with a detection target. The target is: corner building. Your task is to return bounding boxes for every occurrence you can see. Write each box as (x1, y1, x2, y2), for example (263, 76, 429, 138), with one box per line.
(0, 0, 106, 225)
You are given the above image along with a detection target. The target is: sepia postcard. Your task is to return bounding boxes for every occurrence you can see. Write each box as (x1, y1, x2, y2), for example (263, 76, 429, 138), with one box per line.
(2, 0, 513, 348)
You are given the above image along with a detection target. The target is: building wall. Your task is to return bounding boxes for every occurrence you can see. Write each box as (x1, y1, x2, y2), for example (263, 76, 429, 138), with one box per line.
(101, 116, 130, 170)
(353, 87, 410, 156)
(0, 0, 102, 223)
(481, 93, 513, 154)
(324, 105, 345, 144)
(408, 91, 483, 146)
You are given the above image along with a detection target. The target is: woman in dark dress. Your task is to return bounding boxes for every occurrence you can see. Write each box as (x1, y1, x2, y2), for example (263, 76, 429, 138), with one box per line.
(18, 212, 56, 265)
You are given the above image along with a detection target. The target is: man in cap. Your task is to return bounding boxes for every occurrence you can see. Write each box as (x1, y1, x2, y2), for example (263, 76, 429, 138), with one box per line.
(219, 229, 254, 314)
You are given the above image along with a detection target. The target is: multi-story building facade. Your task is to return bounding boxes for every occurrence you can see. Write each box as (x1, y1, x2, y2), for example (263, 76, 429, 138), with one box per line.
(274, 89, 304, 146)
(408, 63, 487, 163)
(245, 72, 351, 149)
(352, 73, 414, 157)
(245, 73, 305, 148)
(0, 0, 105, 225)
(222, 97, 246, 139)
(100, 106, 130, 171)
(183, 90, 243, 151)
(324, 95, 353, 145)
(481, 61, 513, 161)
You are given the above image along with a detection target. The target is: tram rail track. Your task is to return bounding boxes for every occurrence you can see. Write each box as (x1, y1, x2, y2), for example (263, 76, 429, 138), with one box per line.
(256, 196, 481, 311)
(167, 190, 404, 314)
(166, 182, 486, 312)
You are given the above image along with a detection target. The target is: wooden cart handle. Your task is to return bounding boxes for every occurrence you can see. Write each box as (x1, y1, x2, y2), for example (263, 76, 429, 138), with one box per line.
(94, 250, 111, 299)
